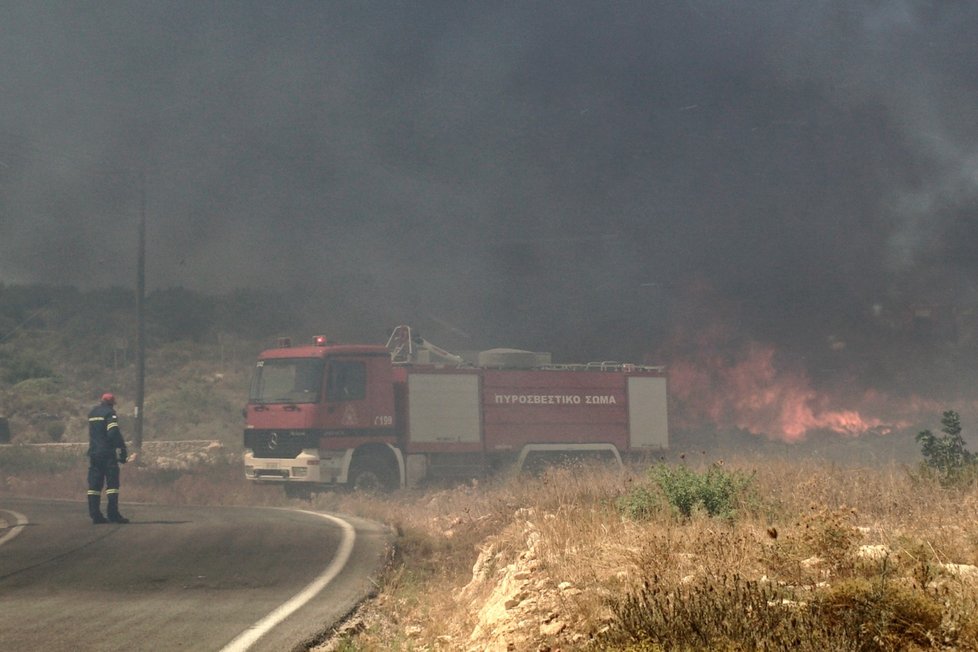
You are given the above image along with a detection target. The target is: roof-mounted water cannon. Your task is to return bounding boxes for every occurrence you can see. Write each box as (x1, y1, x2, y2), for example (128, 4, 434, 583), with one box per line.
(386, 325, 465, 366)
(276, 337, 292, 348)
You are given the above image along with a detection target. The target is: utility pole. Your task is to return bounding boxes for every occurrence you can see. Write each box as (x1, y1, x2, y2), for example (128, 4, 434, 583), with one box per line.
(134, 170, 146, 452)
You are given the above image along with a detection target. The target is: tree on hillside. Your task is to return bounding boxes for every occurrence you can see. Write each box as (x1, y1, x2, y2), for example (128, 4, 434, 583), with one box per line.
(917, 410, 977, 486)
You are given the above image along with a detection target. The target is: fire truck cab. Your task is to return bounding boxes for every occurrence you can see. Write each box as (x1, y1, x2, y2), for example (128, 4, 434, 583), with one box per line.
(244, 339, 403, 492)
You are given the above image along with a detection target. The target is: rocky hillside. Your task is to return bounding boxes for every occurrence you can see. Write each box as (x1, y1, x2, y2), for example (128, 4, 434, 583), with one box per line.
(0, 284, 277, 447)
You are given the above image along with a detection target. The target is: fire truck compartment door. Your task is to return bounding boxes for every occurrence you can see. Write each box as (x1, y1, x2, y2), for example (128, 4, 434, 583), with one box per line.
(627, 376, 669, 449)
(408, 373, 481, 443)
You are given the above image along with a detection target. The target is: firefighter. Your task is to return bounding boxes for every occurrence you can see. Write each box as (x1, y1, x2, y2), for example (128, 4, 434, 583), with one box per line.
(86, 392, 129, 524)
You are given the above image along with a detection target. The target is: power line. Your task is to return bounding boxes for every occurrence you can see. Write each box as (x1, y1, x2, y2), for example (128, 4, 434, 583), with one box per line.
(0, 307, 46, 343)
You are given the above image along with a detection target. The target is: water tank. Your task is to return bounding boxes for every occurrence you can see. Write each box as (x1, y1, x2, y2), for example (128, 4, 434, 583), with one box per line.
(477, 348, 551, 369)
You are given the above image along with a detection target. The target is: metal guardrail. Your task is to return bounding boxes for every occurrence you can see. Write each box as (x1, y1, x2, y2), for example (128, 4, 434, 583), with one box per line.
(0, 440, 222, 452)
(541, 362, 666, 373)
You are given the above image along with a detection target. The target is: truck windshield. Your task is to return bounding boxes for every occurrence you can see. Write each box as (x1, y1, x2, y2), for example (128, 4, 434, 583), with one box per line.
(249, 358, 325, 404)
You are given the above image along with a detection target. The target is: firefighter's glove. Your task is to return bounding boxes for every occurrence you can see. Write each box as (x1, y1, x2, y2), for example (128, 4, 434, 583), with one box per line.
(118, 453, 128, 464)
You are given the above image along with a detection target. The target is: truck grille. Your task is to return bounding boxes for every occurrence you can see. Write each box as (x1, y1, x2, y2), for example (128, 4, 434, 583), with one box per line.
(244, 430, 316, 459)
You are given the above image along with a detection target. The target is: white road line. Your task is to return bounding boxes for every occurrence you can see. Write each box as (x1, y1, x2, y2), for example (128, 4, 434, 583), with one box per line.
(0, 510, 28, 547)
(220, 509, 357, 652)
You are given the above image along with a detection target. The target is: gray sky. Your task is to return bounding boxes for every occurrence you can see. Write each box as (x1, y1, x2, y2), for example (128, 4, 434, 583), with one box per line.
(2, 2, 977, 380)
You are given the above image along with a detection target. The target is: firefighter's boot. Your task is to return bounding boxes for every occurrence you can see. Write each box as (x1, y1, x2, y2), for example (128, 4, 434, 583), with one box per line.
(88, 494, 108, 524)
(106, 493, 129, 524)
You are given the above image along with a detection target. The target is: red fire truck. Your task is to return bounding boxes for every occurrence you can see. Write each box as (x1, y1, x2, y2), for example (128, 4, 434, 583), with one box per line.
(243, 326, 668, 494)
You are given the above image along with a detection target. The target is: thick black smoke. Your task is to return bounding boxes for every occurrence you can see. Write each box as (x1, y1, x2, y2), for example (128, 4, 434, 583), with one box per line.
(2, 2, 977, 373)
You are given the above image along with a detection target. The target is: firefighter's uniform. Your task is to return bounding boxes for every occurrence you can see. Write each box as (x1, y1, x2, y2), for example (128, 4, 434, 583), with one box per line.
(87, 395, 129, 524)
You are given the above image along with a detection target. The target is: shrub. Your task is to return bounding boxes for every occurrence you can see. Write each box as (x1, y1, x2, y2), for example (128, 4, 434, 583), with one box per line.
(603, 571, 949, 651)
(0, 349, 56, 385)
(45, 420, 65, 442)
(618, 463, 756, 520)
(800, 505, 861, 574)
(818, 577, 943, 650)
(916, 410, 978, 487)
(144, 376, 243, 443)
(649, 464, 701, 518)
(601, 573, 854, 651)
(1, 377, 77, 443)
(615, 483, 661, 520)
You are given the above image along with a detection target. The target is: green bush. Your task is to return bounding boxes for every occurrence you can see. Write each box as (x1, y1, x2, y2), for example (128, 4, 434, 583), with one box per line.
(9, 377, 63, 395)
(618, 463, 756, 521)
(0, 349, 56, 385)
(916, 410, 978, 487)
(1, 377, 78, 443)
(616, 483, 661, 520)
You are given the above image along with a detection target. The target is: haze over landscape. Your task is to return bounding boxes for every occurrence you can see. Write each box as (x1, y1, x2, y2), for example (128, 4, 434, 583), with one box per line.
(3, 2, 978, 442)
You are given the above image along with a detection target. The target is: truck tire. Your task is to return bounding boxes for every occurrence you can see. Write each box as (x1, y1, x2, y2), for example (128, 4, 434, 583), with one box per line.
(349, 460, 396, 493)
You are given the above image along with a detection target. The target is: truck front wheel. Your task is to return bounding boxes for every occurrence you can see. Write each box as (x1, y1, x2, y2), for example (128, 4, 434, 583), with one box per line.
(348, 460, 396, 493)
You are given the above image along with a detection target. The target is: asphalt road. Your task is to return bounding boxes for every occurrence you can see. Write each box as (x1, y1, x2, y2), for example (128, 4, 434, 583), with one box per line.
(0, 498, 390, 652)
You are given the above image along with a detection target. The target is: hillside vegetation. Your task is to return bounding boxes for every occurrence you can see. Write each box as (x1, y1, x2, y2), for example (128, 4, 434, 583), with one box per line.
(0, 283, 393, 446)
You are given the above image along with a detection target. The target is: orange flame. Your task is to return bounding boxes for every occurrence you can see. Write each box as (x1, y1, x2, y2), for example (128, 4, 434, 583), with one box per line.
(669, 341, 903, 441)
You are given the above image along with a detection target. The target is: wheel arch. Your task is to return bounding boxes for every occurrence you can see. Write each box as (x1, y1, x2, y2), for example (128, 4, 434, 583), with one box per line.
(342, 442, 404, 489)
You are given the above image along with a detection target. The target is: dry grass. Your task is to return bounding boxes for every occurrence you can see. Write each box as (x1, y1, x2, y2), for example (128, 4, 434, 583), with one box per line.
(4, 452, 978, 650)
(309, 457, 978, 651)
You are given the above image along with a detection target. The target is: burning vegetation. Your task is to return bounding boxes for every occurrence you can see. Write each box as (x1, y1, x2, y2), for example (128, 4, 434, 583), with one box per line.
(656, 278, 978, 447)
(669, 340, 902, 442)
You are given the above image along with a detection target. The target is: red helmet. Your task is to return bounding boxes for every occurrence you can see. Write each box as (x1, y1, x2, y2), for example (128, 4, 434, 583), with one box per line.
(100, 392, 116, 405)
